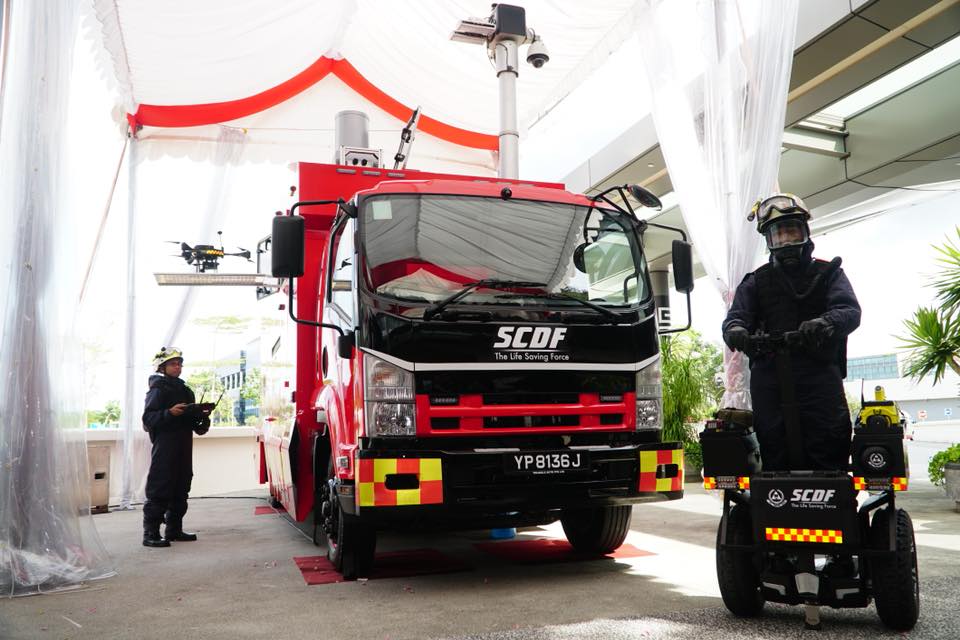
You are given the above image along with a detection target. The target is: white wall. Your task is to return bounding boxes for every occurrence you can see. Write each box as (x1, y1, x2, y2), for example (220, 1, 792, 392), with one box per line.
(86, 427, 262, 506)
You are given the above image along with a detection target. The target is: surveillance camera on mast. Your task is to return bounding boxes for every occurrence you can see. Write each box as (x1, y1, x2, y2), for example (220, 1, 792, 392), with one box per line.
(451, 3, 549, 179)
(526, 35, 549, 68)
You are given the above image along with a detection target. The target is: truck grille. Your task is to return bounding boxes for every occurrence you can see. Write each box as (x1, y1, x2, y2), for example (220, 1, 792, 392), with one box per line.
(417, 370, 635, 435)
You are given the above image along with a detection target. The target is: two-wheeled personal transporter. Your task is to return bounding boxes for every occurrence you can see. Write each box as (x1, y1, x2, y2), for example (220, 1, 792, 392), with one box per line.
(700, 331, 919, 631)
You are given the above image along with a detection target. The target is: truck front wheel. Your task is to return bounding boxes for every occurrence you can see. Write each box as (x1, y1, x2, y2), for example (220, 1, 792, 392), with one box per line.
(560, 505, 632, 554)
(321, 459, 376, 579)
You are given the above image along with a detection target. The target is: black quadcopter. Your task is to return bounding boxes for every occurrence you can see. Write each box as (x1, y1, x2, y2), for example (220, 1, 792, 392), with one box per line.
(167, 231, 252, 273)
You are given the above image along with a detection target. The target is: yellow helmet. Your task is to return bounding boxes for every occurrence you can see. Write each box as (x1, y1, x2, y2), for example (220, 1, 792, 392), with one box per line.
(152, 346, 183, 370)
(748, 193, 812, 250)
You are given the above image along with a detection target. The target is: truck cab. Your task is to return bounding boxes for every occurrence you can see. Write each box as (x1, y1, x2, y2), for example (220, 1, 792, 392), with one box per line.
(260, 162, 692, 578)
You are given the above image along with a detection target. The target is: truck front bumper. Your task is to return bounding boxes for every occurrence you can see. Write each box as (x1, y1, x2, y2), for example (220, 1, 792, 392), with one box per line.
(341, 440, 683, 526)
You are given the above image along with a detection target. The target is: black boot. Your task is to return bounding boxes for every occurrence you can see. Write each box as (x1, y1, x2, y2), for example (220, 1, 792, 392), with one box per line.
(143, 527, 171, 548)
(164, 525, 198, 542)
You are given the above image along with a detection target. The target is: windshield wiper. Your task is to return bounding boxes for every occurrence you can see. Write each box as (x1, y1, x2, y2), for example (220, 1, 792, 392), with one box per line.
(542, 292, 623, 320)
(422, 279, 547, 321)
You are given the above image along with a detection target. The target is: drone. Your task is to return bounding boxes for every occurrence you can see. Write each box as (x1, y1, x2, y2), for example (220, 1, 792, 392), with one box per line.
(167, 231, 252, 273)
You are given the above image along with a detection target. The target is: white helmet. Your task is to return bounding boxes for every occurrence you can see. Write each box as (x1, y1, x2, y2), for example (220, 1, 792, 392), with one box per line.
(152, 346, 183, 370)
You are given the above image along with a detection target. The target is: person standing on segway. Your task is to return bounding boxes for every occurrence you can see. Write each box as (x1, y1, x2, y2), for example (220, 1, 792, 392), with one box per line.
(141, 347, 211, 547)
(722, 194, 861, 472)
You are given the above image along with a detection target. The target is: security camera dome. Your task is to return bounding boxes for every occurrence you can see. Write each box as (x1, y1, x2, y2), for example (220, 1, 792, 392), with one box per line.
(526, 38, 549, 68)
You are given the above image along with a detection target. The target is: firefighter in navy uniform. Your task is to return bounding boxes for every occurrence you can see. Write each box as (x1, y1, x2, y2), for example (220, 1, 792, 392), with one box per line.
(142, 347, 211, 547)
(722, 194, 861, 472)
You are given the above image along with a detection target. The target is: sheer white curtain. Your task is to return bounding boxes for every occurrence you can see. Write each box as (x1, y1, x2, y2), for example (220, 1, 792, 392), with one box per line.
(636, 0, 798, 408)
(0, 0, 114, 594)
(116, 126, 248, 509)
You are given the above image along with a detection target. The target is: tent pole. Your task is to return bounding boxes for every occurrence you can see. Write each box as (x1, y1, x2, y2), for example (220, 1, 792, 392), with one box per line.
(120, 134, 139, 509)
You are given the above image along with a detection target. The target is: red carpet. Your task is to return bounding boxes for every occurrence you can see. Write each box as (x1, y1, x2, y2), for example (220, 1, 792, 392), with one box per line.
(474, 538, 653, 564)
(254, 506, 276, 516)
(294, 548, 472, 585)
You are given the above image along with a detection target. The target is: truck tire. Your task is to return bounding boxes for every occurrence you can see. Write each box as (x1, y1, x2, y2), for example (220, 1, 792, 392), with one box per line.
(323, 459, 376, 579)
(869, 507, 919, 631)
(560, 505, 631, 554)
(716, 504, 763, 617)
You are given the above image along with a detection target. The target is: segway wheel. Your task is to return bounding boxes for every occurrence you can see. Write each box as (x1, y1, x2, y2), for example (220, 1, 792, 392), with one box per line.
(868, 507, 919, 631)
(716, 503, 764, 617)
(561, 505, 632, 554)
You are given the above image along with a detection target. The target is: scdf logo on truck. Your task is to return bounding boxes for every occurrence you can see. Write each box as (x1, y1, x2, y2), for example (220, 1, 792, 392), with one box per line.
(493, 326, 570, 362)
(494, 326, 567, 350)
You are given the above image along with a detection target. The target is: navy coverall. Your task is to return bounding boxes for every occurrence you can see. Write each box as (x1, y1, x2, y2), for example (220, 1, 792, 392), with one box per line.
(142, 374, 208, 534)
(722, 251, 861, 471)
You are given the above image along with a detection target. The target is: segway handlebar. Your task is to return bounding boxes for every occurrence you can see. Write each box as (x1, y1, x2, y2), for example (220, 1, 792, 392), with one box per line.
(745, 331, 803, 356)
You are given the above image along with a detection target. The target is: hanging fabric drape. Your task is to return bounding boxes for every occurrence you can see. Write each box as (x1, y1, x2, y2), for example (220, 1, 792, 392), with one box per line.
(161, 126, 248, 347)
(636, 0, 799, 409)
(0, 0, 114, 594)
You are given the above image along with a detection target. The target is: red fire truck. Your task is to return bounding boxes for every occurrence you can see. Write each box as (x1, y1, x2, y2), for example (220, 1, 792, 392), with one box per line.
(258, 139, 694, 579)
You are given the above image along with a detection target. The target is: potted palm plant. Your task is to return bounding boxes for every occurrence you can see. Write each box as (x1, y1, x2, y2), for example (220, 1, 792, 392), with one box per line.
(900, 227, 960, 511)
(899, 226, 960, 382)
(928, 444, 960, 512)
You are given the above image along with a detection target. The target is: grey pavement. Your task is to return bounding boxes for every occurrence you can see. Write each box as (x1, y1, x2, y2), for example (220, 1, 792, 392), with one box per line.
(0, 440, 957, 640)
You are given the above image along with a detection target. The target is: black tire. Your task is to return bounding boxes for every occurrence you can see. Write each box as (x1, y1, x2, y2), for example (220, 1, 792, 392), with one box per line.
(560, 505, 632, 554)
(716, 504, 764, 617)
(323, 458, 376, 580)
(869, 507, 920, 631)
(269, 496, 282, 509)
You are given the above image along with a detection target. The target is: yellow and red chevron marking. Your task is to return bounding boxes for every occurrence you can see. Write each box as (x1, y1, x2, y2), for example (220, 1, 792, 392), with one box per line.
(702, 476, 750, 490)
(638, 448, 684, 492)
(852, 476, 908, 491)
(765, 527, 843, 544)
(356, 458, 443, 508)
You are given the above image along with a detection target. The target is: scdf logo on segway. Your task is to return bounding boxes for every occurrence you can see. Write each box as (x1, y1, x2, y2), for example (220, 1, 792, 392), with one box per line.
(766, 489, 787, 508)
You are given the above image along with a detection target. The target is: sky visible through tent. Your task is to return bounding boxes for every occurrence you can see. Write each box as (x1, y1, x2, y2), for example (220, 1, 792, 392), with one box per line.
(67, 14, 960, 413)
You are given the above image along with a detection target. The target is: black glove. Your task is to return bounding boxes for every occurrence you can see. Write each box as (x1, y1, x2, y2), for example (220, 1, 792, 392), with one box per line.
(798, 317, 834, 349)
(723, 325, 750, 353)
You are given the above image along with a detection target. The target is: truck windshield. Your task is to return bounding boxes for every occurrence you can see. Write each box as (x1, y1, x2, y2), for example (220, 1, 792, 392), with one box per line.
(360, 195, 650, 311)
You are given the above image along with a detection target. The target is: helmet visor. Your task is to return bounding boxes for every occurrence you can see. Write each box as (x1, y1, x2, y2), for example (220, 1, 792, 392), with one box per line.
(755, 195, 805, 224)
(764, 219, 808, 250)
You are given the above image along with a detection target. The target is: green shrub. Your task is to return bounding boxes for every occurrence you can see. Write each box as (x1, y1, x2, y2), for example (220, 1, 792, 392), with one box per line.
(928, 443, 960, 487)
(684, 439, 703, 471)
(660, 331, 722, 448)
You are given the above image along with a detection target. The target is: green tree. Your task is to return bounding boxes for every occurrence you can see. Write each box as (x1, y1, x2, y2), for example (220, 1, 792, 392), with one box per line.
(899, 227, 960, 383)
(240, 367, 263, 405)
(186, 368, 235, 425)
(87, 400, 121, 427)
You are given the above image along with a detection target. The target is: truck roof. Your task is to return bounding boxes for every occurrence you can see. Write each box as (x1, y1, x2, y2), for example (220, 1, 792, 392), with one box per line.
(355, 178, 600, 209)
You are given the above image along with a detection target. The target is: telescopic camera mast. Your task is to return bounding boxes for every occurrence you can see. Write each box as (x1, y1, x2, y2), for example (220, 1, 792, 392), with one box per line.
(451, 3, 549, 179)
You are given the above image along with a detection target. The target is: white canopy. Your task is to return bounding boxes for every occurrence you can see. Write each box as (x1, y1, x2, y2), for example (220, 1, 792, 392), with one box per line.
(92, 0, 642, 165)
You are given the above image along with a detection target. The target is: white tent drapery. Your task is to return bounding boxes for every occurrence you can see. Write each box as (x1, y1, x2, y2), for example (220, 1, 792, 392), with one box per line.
(636, 0, 799, 409)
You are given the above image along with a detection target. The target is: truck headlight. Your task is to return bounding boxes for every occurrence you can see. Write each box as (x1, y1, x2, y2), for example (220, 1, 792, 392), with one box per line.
(636, 361, 662, 430)
(364, 354, 415, 437)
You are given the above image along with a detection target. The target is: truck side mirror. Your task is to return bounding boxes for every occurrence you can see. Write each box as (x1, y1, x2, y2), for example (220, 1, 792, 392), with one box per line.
(337, 331, 355, 359)
(271, 215, 305, 278)
(573, 243, 588, 273)
(628, 184, 663, 210)
(672, 240, 694, 294)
